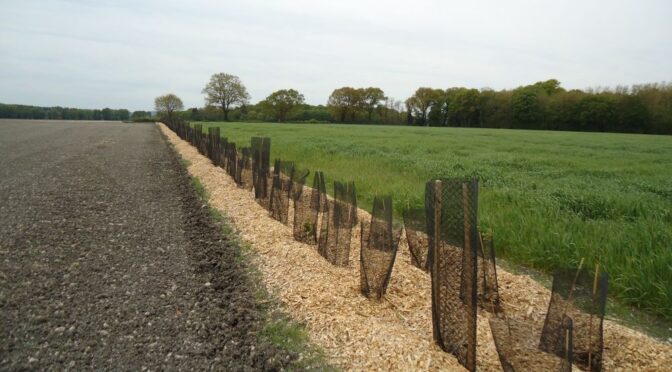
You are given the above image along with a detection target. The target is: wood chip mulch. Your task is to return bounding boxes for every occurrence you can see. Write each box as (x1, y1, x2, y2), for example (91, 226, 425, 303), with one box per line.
(160, 123, 672, 371)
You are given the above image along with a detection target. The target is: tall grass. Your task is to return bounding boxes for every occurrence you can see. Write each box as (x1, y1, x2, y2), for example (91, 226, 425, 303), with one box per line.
(197, 121, 672, 319)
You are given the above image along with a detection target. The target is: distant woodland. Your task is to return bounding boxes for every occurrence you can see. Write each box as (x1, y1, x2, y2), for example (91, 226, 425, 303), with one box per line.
(0, 104, 141, 121)
(182, 79, 672, 135)
(4, 79, 671, 134)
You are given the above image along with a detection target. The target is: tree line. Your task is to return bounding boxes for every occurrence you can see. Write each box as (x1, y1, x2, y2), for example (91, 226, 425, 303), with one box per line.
(157, 73, 671, 135)
(6, 73, 668, 134)
(0, 103, 136, 121)
(405, 80, 672, 134)
(161, 74, 406, 125)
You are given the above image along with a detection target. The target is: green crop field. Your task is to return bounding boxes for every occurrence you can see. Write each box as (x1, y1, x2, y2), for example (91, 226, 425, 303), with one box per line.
(196, 121, 672, 320)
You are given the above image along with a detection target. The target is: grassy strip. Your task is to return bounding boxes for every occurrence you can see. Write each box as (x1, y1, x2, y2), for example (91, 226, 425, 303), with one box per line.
(189, 175, 335, 370)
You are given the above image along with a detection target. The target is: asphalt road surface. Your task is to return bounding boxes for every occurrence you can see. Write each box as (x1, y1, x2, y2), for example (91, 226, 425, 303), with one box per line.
(0, 120, 295, 371)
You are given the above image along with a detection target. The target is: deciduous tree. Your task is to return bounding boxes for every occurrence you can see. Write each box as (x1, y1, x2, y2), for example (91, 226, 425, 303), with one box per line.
(260, 89, 305, 122)
(154, 93, 184, 124)
(447, 88, 480, 126)
(202, 73, 250, 121)
(327, 87, 361, 123)
(406, 87, 441, 126)
(361, 87, 387, 123)
(511, 88, 543, 127)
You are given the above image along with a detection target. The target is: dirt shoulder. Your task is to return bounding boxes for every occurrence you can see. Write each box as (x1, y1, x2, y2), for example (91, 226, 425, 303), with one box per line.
(0, 120, 299, 370)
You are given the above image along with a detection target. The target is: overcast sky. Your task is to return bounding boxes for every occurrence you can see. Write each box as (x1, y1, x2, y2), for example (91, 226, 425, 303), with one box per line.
(1, 0, 670, 111)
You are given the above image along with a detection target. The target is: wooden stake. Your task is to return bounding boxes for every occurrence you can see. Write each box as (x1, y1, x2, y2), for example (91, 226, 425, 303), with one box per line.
(560, 258, 585, 339)
(478, 232, 496, 314)
(565, 328, 570, 362)
(463, 182, 470, 256)
(431, 180, 442, 344)
(463, 181, 476, 371)
(588, 263, 600, 372)
(568, 258, 585, 302)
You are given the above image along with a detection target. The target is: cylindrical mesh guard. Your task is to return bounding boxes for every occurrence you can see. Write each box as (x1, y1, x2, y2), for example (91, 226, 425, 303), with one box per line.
(291, 168, 314, 244)
(318, 181, 357, 266)
(426, 178, 478, 371)
(207, 127, 220, 164)
(251, 137, 271, 201)
(360, 196, 400, 300)
(402, 207, 430, 271)
(270, 160, 294, 224)
(540, 266, 608, 372)
(477, 232, 503, 313)
(490, 313, 572, 372)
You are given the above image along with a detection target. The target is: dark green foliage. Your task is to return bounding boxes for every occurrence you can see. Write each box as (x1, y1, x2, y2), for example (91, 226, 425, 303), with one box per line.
(407, 80, 672, 134)
(131, 110, 152, 121)
(512, 88, 544, 127)
(0, 103, 130, 121)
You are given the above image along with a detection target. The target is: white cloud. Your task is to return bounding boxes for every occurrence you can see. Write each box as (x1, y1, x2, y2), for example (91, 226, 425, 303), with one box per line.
(1, 0, 670, 111)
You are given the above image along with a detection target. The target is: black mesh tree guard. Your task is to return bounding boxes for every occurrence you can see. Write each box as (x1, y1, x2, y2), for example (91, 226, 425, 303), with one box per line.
(193, 124, 203, 154)
(290, 168, 312, 243)
(217, 137, 223, 166)
(223, 141, 230, 173)
(270, 160, 294, 224)
(207, 127, 221, 165)
(477, 231, 503, 313)
(263, 174, 274, 211)
(226, 142, 237, 179)
(490, 312, 573, 372)
(294, 171, 326, 245)
(202, 133, 209, 159)
(190, 123, 198, 145)
(218, 137, 228, 171)
(236, 147, 253, 189)
(540, 266, 608, 372)
(179, 121, 187, 140)
(182, 122, 190, 143)
(488, 251, 573, 371)
(252, 137, 271, 207)
(425, 178, 478, 371)
(311, 171, 328, 216)
(170, 120, 188, 140)
(318, 181, 357, 266)
(360, 196, 400, 300)
(184, 123, 191, 144)
(234, 148, 243, 184)
(197, 125, 207, 155)
(402, 207, 430, 272)
(193, 125, 200, 148)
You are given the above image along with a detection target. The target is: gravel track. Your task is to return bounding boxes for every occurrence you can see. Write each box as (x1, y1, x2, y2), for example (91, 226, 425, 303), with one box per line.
(0, 120, 295, 371)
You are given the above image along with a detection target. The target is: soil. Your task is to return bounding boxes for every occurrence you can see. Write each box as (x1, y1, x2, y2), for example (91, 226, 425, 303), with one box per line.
(0, 120, 296, 371)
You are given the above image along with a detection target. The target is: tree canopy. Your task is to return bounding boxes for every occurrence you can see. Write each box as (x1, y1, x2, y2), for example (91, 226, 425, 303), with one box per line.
(397, 79, 671, 134)
(406, 88, 442, 126)
(202, 73, 250, 121)
(154, 93, 183, 124)
(0, 103, 130, 121)
(327, 87, 360, 123)
(327, 87, 389, 123)
(361, 87, 387, 122)
(260, 89, 305, 122)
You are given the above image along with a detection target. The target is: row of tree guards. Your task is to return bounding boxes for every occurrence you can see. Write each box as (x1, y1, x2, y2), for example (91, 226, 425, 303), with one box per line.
(167, 120, 610, 372)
